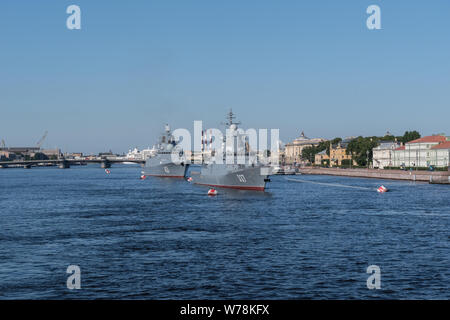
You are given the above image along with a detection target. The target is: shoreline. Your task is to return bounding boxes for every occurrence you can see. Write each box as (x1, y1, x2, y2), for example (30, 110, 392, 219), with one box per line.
(298, 167, 450, 184)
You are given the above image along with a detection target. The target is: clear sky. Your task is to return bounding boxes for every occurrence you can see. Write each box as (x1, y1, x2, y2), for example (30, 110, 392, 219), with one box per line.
(1, 1, 449, 154)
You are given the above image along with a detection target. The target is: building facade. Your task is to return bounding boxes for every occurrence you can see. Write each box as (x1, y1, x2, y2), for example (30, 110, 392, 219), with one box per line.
(41, 149, 62, 158)
(429, 141, 450, 168)
(372, 141, 402, 169)
(0, 147, 41, 160)
(315, 149, 328, 165)
(314, 141, 356, 166)
(284, 131, 325, 165)
(329, 142, 355, 166)
(392, 135, 449, 168)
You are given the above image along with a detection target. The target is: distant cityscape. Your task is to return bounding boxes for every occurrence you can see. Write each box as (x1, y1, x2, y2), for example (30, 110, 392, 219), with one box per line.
(0, 145, 154, 165)
(280, 130, 449, 170)
(1, 130, 449, 170)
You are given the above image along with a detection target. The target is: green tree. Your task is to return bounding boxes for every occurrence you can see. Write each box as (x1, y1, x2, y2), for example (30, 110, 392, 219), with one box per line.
(301, 146, 322, 163)
(301, 138, 342, 163)
(379, 134, 396, 142)
(399, 131, 420, 143)
(324, 138, 342, 156)
(32, 152, 49, 160)
(346, 136, 378, 166)
(341, 159, 352, 166)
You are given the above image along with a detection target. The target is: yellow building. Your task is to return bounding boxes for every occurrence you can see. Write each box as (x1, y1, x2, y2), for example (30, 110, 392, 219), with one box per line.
(314, 142, 356, 166)
(315, 150, 329, 165)
(330, 142, 356, 166)
(284, 131, 325, 164)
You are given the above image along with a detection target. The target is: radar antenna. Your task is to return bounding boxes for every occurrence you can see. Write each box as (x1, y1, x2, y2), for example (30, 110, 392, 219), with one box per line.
(222, 109, 241, 126)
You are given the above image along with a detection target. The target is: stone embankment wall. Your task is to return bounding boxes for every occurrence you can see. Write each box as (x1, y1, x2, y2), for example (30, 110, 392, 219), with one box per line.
(298, 167, 450, 183)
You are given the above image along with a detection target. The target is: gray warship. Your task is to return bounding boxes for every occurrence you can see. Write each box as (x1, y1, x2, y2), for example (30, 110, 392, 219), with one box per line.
(142, 124, 188, 178)
(190, 111, 271, 191)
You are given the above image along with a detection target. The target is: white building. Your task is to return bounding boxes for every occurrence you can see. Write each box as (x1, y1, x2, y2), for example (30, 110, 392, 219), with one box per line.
(429, 141, 450, 168)
(372, 141, 401, 169)
(392, 135, 449, 168)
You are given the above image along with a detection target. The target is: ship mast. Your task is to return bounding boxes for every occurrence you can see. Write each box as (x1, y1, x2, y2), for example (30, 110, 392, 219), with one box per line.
(224, 109, 241, 127)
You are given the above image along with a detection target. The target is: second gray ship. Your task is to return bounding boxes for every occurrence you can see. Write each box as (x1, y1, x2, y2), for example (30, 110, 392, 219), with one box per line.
(142, 124, 188, 178)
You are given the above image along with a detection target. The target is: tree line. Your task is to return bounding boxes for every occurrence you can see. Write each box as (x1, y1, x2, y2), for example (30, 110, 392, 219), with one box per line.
(301, 131, 421, 166)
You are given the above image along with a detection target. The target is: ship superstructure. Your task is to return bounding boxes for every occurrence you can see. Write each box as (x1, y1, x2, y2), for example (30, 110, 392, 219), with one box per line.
(143, 124, 188, 178)
(191, 110, 271, 191)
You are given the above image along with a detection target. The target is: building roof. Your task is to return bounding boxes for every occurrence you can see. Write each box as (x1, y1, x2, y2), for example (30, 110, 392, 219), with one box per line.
(330, 142, 348, 149)
(286, 131, 325, 146)
(6, 147, 40, 152)
(342, 137, 356, 143)
(374, 142, 401, 150)
(317, 150, 327, 155)
(407, 135, 446, 144)
(296, 131, 309, 140)
(431, 141, 450, 149)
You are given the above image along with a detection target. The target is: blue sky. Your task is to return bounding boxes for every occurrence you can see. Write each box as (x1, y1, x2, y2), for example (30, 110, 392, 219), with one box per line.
(1, 1, 449, 153)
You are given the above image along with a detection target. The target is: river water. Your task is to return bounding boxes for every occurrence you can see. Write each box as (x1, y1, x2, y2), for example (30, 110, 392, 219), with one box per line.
(0, 165, 448, 299)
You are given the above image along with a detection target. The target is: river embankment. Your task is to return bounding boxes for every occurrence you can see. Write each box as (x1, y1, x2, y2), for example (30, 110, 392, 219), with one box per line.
(298, 167, 450, 184)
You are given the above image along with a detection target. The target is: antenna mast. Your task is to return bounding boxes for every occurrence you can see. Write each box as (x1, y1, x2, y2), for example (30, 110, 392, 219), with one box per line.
(224, 109, 241, 126)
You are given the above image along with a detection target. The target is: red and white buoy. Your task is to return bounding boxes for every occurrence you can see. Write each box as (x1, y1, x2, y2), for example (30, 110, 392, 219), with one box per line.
(377, 185, 388, 193)
(105, 169, 111, 174)
(140, 175, 147, 180)
(207, 188, 218, 196)
(187, 177, 193, 182)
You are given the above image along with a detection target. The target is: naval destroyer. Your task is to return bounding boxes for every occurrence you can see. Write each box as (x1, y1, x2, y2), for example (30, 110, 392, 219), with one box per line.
(190, 110, 272, 191)
(142, 124, 188, 178)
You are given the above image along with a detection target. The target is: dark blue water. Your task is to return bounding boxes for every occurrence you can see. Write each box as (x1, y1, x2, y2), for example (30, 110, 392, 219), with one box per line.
(0, 165, 448, 299)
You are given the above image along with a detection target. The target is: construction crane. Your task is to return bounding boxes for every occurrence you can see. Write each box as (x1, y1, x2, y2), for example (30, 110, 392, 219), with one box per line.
(36, 131, 48, 149)
(1, 139, 5, 149)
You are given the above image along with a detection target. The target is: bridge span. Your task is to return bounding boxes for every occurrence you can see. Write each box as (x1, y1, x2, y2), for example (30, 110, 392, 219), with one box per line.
(0, 159, 145, 169)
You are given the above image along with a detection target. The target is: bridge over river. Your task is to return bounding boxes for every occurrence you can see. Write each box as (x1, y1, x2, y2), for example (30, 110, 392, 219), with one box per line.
(0, 158, 145, 169)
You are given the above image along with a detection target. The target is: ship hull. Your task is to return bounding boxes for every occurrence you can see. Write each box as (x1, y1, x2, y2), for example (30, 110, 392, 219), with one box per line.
(143, 156, 188, 178)
(191, 164, 269, 191)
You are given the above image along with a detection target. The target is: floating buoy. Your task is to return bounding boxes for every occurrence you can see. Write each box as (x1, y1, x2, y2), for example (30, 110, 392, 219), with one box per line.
(187, 177, 193, 182)
(105, 169, 111, 174)
(377, 185, 388, 193)
(140, 175, 147, 180)
(207, 188, 218, 196)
